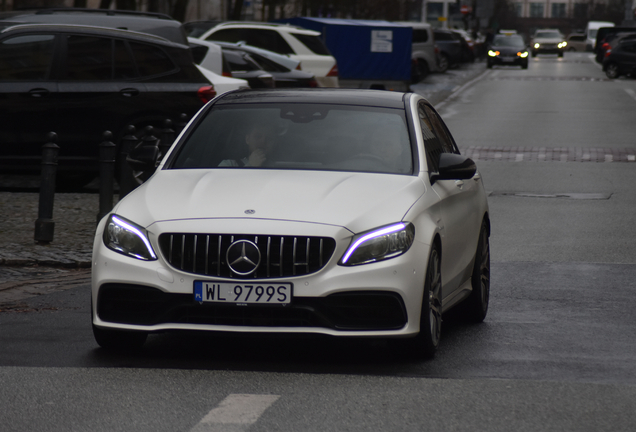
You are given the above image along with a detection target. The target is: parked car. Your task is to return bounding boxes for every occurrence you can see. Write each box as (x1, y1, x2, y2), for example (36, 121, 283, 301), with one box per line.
(452, 29, 476, 63)
(216, 42, 318, 88)
(566, 33, 587, 51)
(394, 21, 441, 82)
(531, 29, 567, 57)
(433, 28, 465, 71)
(487, 33, 529, 69)
(91, 88, 491, 358)
(0, 23, 214, 182)
(193, 21, 338, 87)
(603, 35, 636, 79)
(586, 20, 614, 52)
(0, 8, 189, 44)
(595, 28, 636, 63)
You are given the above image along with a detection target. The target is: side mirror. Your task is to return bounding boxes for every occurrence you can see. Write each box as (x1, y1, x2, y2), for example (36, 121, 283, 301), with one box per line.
(431, 153, 476, 184)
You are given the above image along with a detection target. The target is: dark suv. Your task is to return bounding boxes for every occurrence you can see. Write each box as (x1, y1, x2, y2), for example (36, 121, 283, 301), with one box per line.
(0, 22, 213, 180)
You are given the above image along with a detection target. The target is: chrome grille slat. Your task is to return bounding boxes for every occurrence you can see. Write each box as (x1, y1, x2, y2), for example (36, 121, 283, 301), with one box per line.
(159, 233, 336, 279)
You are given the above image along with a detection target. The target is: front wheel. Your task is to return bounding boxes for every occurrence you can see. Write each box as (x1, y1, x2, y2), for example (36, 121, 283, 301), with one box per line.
(462, 221, 490, 322)
(605, 63, 620, 79)
(437, 54, 449, 73)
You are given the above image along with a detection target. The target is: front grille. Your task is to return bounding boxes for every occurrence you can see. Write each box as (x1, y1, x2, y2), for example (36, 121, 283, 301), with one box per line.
(158, 233, 336, 278)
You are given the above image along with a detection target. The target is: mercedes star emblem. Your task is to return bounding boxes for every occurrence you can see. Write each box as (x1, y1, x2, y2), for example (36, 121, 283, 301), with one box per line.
(226, 240, 261, 275)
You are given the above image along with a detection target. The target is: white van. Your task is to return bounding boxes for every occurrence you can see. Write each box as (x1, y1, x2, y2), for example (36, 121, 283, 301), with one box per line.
(585, 21, 614, 51)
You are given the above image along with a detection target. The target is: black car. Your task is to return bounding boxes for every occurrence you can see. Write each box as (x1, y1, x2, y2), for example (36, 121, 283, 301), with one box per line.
(0, 23, 214, 181)
(595, 29, 636, 63)
(0, 8, 189, 44)
(603, 35, 636, 79)
(487, 33, 529, 69)
(216, 42, 318, 88)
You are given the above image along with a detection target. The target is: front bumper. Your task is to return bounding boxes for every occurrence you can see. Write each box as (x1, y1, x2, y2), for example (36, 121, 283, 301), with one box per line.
(92, 217, 430, 338)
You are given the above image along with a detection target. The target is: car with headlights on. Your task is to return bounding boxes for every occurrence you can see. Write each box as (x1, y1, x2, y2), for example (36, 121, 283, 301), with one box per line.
(531, 29, 567, 57)
(91, 88, 491, 358)
(487, 33, 529, 68)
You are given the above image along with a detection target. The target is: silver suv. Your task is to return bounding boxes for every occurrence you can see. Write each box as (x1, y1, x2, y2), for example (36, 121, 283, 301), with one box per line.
(531, 29, 566, 57)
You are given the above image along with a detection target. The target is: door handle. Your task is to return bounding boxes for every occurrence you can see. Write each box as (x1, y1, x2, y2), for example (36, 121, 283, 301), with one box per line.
(120, 88, 140, 97)
(473, 173, 481, 181)
(455, 180, 464, 188)
(28, 88, 50, 98)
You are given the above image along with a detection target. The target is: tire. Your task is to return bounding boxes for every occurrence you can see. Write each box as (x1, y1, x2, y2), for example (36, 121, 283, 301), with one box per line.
(411, 58, 429, 83)
(404, 246, 442, 359)
(437, 54, 449, 73)
(93, 324, 148, 351)
(558, 52, 564, 58)
(521, 61, 528, 70)
(531, 51, 537, 57)
(462, 221, 490, 322)
(486, 61, 493, 69)
(605, 63, 620, 79)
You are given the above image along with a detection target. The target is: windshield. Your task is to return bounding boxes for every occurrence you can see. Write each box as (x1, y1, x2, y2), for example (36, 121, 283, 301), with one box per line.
(492, 35, 525, 48)
(170, 104, 412, 175)
(535, 31, 561, 39)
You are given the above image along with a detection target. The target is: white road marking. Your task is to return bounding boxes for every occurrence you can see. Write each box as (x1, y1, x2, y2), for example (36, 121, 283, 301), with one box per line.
(436, 69, 491, 109)
(628, 155, 636, 162)
(515, 153, 524, 162)
(625, 89, 636, 102)
(190, 394, 280, 432)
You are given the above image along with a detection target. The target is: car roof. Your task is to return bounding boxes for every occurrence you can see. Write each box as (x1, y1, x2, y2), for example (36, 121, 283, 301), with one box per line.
(0, 8, 187, 44)
(214, 88, 407, 108)
(205, 21, 319, 35)
(0, 22, 183, 47)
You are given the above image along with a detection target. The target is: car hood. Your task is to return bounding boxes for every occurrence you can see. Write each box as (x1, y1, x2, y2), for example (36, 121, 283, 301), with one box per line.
(115, 169, 426, 233)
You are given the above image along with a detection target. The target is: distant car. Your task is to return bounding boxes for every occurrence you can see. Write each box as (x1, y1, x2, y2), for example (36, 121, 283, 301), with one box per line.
(394, 21, 441, 82)
(0, 23, 214, 182)
(91, 88, 491, 358)
(194, 21, 338, 87)
(531, 29, 567, 57)
(566, 33, 587, 51)
(187, 38, 250, 94)
(487, 33, 529, 69)
(433, 28, 465, 70)
(603, 35, 636, 79)
(586, 20, 614, 52)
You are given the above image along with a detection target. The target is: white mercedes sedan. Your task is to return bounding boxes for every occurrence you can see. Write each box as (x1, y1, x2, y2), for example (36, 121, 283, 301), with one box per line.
(92, 88, 490, 358)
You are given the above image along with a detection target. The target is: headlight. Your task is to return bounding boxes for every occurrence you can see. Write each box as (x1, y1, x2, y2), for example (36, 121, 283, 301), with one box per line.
(488, 50, 499, 57)
(340, 223, 415, 266)
(518, 51, 529, 58)
(558, 42, 567, 48)
(103, 214, 157, 261)
(534, 43, 540, 49)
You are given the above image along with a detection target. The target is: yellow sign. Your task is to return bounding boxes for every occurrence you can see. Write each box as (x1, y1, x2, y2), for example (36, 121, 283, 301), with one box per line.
(438, 16, 447, 21)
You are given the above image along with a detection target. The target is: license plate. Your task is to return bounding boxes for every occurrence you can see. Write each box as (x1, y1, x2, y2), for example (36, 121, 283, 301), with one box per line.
(194, 281, 292, 305)
(502, 58, 514, 62)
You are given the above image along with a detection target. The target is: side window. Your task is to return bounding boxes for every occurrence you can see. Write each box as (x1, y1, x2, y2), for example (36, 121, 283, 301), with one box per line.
(423, 105, 458, 155)
(247, 30, 294, 55)
(113, 39, 136, 79)
(412, 29, 429, 43)
(64, 35, 112, 81)
(206, 28, 248, 43)
(129, 42, 175, 77)
(418, 103, 457, 172)
(0, 34, 55, 81)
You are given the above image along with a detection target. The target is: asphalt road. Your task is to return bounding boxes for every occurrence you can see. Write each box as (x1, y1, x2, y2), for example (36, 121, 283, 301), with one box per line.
(2, 54, 636, 431)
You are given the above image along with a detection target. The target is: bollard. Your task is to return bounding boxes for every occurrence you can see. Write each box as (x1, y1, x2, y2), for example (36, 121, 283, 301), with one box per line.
(175, 113, 189, 134)
(118, 125, 138, 200)
(159, 119, 175, 159)
(97, 131, 117, 223)
(34, 132, 60, 244)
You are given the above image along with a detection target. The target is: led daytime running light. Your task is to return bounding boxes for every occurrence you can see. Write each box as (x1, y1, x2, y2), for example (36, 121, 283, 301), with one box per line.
(110, 215, 157, 260)
(342, 223, 406, 264)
